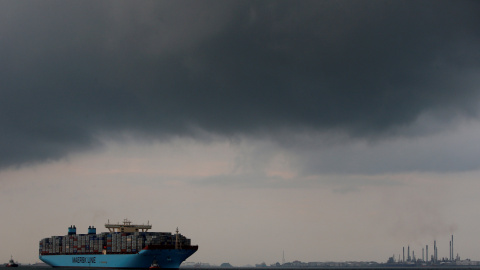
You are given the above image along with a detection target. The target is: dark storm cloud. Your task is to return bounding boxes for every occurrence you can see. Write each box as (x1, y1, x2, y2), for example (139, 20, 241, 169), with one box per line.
(1, 1, 479, 169)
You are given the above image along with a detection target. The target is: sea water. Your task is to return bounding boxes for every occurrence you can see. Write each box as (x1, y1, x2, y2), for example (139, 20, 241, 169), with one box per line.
(5, 267, 480, 270)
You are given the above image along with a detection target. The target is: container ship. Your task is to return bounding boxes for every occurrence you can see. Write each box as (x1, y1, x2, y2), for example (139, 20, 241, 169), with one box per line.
(39, 219, 198, 269)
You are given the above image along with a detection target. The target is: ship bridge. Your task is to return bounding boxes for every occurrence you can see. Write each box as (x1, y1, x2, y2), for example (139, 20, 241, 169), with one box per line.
(105, 219, 152, 233)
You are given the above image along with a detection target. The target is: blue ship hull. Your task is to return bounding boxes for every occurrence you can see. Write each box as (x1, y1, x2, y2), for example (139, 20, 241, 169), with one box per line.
(39, 248, 197, 269)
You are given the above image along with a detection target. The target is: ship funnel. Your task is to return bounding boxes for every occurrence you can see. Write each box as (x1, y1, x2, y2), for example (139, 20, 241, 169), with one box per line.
(88, 226, 96, 234)
(68, 225, 77, 235)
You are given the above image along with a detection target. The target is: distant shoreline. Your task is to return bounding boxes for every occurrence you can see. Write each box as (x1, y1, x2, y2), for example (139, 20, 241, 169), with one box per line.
(5, 267, 480, 270)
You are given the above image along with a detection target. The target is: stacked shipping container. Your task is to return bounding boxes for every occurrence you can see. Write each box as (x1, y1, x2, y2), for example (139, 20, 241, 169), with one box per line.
(40, 229, 192, 255)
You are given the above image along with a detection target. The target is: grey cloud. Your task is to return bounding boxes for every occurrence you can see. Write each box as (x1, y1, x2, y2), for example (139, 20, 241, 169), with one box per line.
(1, 1, 480, 169)
(290, 120, 480, 175)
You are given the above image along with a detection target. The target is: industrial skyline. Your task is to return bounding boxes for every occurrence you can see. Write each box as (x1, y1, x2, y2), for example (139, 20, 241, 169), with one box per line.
(397, 235, 460, 265)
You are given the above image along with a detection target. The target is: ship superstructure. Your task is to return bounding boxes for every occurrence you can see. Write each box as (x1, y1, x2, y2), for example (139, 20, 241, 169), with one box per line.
(39, 219, 198, 269)
(6, 255, 18, 267)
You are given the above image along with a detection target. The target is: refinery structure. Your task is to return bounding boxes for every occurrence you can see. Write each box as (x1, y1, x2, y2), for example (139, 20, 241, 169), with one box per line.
(387, 234, 476, 266)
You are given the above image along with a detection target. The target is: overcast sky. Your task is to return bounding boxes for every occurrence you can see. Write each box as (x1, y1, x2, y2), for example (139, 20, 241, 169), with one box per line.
(1, 0, 480, 266)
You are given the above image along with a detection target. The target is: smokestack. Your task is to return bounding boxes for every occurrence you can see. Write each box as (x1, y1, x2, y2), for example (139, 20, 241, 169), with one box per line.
(408, 246, 410, 261)
(403, 247, 405, 262)
(434, 240, 437, 263)
(452, 235, 454, 262)
(450, 241, 452, 261)
(426, 245, 429, 263)
(422, 248, 424, 262)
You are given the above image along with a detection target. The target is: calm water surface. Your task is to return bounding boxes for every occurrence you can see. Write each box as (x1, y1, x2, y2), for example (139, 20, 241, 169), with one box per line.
(6, 267, 480, 270)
